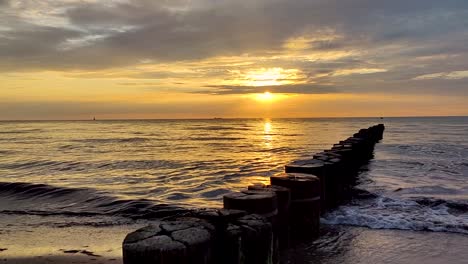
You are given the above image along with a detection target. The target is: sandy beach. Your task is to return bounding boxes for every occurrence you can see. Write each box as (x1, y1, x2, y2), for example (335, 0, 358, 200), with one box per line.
(2, 222, 468, 264)
(0, 214, 143, 264)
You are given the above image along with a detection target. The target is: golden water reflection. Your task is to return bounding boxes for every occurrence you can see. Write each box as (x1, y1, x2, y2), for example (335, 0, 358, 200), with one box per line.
(263, 119, 273, 147)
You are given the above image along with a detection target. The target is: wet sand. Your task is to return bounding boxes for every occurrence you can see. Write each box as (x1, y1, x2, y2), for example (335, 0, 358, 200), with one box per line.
(281, 225, 468, 264)
(0, 215, 144, 264)
(2, 221, 468, 264)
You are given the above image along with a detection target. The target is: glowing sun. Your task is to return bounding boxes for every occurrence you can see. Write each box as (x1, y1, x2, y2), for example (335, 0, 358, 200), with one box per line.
(256, 91, 274, 101)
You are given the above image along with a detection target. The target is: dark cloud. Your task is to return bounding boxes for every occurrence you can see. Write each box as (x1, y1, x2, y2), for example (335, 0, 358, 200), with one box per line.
(0, 0, 465, 69)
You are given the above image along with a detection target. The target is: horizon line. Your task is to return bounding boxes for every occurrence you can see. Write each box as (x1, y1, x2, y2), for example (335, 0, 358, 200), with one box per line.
(0, 115, 467, 122)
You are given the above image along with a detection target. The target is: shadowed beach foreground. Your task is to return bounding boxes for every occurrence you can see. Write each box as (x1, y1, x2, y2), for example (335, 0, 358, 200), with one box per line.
(0, 215, 134, 264)
(1, 223, 468, 264)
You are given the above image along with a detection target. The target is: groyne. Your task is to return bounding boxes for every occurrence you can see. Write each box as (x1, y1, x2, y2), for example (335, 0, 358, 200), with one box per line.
(122, 124, 385, 264)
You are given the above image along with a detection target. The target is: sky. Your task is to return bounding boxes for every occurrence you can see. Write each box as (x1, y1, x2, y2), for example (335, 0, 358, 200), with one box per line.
(1, 0, 467, 120)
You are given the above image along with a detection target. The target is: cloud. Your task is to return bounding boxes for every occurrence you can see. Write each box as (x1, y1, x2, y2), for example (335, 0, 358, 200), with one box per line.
(1, 0, 468, 102)
(332, 68, 387, 76)
(413, 70, 468, 80)
(196, 83, 340, 95)
(0, 0, 467, 71)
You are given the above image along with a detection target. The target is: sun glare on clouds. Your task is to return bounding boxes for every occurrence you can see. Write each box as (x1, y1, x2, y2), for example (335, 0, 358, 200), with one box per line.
(233, 67, 303, 102)
(242, 67, 303, 87)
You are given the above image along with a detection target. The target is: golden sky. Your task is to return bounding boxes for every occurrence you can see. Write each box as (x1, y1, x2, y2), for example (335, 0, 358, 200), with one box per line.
(1, 0, 467, 119)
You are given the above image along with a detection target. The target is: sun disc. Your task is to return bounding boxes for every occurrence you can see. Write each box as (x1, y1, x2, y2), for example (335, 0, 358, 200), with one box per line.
(256, 91, 274, 101)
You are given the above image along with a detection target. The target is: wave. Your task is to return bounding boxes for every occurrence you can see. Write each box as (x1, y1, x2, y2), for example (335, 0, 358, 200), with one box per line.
(0, 129, 43, 134)
(0, 160, 86, 171)
(0, 182, 188, 221)
(96, 159, 185, 170)
(188, 136, 245, 141)
(322, 195, 468, 234)
(0, 150, 16, 155)
(71, 137, 150, 144)
(186, 126, 252, 131)
(0, 159, 186, 172)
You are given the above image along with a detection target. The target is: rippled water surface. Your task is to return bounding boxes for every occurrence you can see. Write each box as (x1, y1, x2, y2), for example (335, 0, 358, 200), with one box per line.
(0, 117, 467, 235)
(0, 118, 381, 207)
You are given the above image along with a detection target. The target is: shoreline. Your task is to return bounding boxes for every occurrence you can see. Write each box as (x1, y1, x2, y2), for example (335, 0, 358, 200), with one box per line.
(2, 224, 468, 264)
(0, 116, 466, 122)
(0, 218, 143, 264)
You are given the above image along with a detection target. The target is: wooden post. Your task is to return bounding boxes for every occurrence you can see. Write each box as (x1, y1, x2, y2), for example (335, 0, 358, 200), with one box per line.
(223, 191, 278, 219)
(248, 184, 291, 249)
(247, 184, 290, 225)
(122, 220, 215, 264)
(285, 159, 337, 210)
(223, 190, 279, 263)
(235, 214, 274, 264)
(270, 173, 321, 237)
(192, 209, 246, 264)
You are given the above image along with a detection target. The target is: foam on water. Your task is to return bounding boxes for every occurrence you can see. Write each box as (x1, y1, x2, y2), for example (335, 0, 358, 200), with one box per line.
(322, 195, 468, 234)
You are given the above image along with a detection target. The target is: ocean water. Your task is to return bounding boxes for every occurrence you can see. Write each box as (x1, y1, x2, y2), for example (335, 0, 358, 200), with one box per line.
(0, 117, 467, 261)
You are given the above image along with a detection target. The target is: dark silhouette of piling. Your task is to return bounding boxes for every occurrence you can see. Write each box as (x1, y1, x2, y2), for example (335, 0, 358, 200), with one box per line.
(223, 190, 278, 220)
(270, 173, 321, 237)
(247, 184, 290, 228)
(247, 184, 291, 249)
(235, 214, 274, 264)
(223, 190, 278, 263)
(122, 220, 215, 264)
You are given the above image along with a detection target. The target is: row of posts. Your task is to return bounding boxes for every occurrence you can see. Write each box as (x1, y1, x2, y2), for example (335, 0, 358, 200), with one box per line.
(122, 124, 385, 264)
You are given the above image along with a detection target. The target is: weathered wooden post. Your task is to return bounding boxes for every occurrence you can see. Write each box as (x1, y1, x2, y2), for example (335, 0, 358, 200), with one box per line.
(223, 191, 278, 221)
(311, 155, 346, 205)
(223, 191, 278, 264)
(285, 159, 340, 210)
(193, 209, 246, 264)
(235, 214, 274, 264)
(270, 173, 321, 237)
(248, 184, 291, 249)
(376, 123, 385, 140)
(122, 219, 215, 264)
(247, 184, 290, 226)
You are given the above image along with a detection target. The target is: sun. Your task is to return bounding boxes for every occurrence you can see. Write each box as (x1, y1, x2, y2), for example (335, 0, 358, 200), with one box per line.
(252, 91, 290, 102)
(255, 91, 274, 101)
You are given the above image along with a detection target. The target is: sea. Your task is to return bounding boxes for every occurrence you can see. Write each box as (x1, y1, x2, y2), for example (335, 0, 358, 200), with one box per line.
(0, 117, 467, 263)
